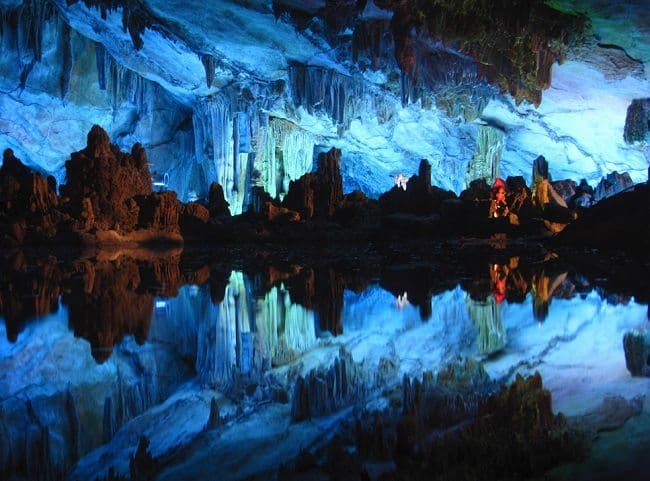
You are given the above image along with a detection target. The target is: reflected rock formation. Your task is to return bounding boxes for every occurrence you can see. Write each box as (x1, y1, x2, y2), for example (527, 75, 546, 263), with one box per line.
(64, 259, 154, 363)
(0, 252, 62, 342)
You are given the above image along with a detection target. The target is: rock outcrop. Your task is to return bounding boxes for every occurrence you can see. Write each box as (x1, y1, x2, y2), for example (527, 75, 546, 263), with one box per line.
(0, 149, 62, 243)
(61, 125, 152, 234)
(283, 147, 344, 219)
(291, 348, 367, 421)
(593, 171, 634, 202)
(623, 331, 650, 377)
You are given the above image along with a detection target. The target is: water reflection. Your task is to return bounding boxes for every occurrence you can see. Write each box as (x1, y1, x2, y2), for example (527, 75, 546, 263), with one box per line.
(1, 251, 648, 481)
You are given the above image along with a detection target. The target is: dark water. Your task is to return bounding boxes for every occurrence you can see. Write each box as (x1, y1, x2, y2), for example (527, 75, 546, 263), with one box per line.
(1, 252, 649, 480)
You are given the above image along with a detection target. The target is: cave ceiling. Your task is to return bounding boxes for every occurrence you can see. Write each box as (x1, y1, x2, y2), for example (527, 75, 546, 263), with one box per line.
(0, 0, 648, 210)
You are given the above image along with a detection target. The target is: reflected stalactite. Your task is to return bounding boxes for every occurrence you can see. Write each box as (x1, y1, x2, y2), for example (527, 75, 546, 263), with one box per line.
(466, 295, 506, 356)
(196, 271, 250, 389)
(283, 266, 357, 335)
(531, 270, 569, 322)
(255, 284, 316, 367)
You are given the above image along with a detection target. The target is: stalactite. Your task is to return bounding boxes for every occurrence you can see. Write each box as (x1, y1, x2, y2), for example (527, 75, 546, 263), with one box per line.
(192, 95, 239, 210)
(200, 53, 215, 88)
(465, 125, 505, 187)
(414, 48, 496, 121)
(352, 19, 392, 70)
(254, 118, 315, 200)
(104, 53, 154, 113)
(60, 22, 72, 99)
(289, 64, 371, 131)
(95, 42, 107, 90)
(196, 271, 245, 389)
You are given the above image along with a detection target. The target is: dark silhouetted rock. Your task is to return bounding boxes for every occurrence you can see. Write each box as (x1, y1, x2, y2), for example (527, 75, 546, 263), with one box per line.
(555, 183, 650, 251)
(283, 147, 344, 219)
(623, 331, 650, 377)
(135, 191, 182, 233)
(379, 159, 455, 217)
(624, 98, 650, 143)
(208, 182, 230, 217)
(60, 125, 152, 234)
(593, 171, 634, 203)
(180, 202, 210, 237)
(460, 178, 491, 202)
(0, 149, 61, 243)
(532, 154, 550, 187)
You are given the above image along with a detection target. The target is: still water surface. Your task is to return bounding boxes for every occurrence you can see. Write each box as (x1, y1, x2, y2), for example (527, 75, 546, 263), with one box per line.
(1, 255, 648, 480)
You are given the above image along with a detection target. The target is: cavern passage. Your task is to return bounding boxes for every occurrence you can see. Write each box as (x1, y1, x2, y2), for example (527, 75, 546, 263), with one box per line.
(0, 0, 648, 214)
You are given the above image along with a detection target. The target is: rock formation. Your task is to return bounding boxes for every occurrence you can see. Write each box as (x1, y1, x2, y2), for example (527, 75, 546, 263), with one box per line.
(283, 147, 344, 219)
(291, 348, 367, 421)
(593, 171, 634, 202)
(0, 148, 62, 243)
(64, 259, 154, 363)
(61, 125, 152, 234)
(624, 98, 650, 143)
(623, 331, 650, 377)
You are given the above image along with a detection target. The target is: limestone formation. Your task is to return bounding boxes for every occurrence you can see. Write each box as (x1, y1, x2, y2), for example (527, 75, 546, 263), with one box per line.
(593, 171, 634, 202)
(283, 147, 344, 219)
(0, 148, 62, 243)
(623, 331, 650, 377)
(624, 98, 650, 143)
(291, 348, 367, 421)
(208, 182, 230, 218)
(61, 125, 152, 234)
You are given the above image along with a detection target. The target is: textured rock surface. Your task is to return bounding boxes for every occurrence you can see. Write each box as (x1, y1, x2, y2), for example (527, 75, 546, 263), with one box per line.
(61, 125, 152, 234)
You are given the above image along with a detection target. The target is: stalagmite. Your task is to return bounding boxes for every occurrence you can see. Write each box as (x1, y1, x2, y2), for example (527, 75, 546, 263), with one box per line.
(290, 348, 367, 421)
(66, 389, 80, 463)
